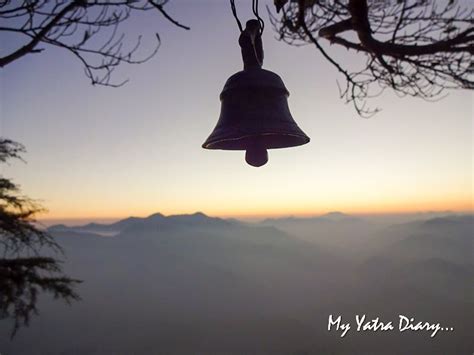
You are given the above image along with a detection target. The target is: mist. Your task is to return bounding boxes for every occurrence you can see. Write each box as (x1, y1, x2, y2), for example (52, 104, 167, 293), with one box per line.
(1, 212, 472, 354)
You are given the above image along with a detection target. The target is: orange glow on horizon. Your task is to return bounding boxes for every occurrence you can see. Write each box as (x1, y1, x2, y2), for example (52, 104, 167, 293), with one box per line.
(39, 197, 473, 222)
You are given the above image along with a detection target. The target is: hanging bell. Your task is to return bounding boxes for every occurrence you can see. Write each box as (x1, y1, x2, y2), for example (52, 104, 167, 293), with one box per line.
(202, 20, 310, 167)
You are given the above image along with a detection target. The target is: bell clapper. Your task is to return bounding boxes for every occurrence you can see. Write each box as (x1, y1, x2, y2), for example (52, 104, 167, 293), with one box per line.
(245, 141, 268, 167)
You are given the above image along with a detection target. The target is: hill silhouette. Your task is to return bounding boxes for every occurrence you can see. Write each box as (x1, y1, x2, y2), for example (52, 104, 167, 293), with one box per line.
(1, 213, 472, 354)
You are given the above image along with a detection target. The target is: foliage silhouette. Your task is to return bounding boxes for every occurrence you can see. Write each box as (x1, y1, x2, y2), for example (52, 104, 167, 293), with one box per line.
(1, 1, 471, 114)
(0, 139, 81, 338)
(271, 0, 473, 115)
(0, 0, 189, 87)
(0, 0, 474, 116)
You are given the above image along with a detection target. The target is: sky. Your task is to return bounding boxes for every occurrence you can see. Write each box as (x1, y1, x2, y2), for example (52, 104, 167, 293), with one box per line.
(1, 0, 472, 221)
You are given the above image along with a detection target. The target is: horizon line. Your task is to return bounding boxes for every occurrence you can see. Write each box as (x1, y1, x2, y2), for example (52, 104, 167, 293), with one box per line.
(38, 208, 473, 223)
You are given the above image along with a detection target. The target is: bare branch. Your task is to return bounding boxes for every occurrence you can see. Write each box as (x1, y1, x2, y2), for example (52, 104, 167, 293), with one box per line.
(272, 0, 474, 116)
(0, 0, 189, 87)
(148, 0, 190, 30)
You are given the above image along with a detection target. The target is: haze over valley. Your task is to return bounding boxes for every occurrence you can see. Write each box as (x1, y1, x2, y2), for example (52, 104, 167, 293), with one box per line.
(1, 212, 472, 354)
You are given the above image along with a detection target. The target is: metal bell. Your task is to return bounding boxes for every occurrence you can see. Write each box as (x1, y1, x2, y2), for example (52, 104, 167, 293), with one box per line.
(202, 67, 310, 167)
(202, 19, 309, 167)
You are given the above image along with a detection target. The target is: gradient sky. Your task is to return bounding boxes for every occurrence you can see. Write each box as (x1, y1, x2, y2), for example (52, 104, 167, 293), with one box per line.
(1, 0, 472, 220)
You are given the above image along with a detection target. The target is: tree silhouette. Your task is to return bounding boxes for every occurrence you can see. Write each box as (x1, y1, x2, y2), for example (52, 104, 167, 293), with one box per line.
(0, 139, 81, 338)
(0, 0, 189, 87)
(271, 0, 473, 115)
(1, 1, 472, 113)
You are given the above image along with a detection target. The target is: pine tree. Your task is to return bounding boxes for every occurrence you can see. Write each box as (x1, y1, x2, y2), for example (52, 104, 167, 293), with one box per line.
(0, 139, 80, 338)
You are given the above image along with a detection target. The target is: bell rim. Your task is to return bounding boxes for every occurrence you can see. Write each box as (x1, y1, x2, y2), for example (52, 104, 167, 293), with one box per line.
(202, 132, 310, 151)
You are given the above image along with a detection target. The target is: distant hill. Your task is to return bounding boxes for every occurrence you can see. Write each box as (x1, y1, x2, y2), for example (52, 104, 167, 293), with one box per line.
(321, 211, 355, 220)
(260, 211, 373, 251)
(367, 214, 473, 262)
(2, 213, 471, 355)
(48, 212, 239, 237)
(358, 214, 473, 304)
(422, 214, 473, 230)
(262, 211, 363, 225)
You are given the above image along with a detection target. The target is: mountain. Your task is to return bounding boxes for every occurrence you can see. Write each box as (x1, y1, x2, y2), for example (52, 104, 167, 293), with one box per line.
(48, 212, 239, 237)
(2, 213, 472, 354)
(357, 214, 473, 305)
(320, 211, 355, 220)
(365, 214, 473, 262)
(422, 214, 473, 230)
(262, 211, 363, 225)
(260, 211, 374, 252)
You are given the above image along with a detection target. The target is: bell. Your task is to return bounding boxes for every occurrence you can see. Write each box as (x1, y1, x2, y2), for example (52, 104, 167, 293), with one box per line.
(202, 67, 310, 167)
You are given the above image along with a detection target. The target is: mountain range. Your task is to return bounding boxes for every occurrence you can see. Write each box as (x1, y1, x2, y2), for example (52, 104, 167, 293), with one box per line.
(1, 212, 471, 354)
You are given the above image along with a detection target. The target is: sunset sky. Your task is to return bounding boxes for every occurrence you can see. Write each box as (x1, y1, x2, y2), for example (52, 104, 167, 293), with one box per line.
(1, 0, 472, 221)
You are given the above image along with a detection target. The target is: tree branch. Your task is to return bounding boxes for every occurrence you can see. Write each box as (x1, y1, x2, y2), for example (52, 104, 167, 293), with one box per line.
(348, 0, 473, 57)
(148, 0, 190, 30)
(0, 1, 78, 67)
